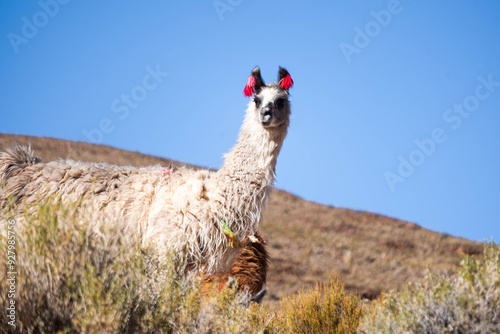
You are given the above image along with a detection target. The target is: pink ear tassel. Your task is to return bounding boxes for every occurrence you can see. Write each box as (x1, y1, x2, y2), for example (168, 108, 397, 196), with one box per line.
(243, 76, 256, 97)
(280, 74, 294, 90)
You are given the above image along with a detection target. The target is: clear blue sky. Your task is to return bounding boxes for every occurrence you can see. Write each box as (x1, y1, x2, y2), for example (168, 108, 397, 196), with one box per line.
(1, 1, 499, 242)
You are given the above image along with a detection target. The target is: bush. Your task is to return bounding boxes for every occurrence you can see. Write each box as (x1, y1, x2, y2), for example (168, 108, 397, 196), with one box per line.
(359, 244, 500, 334)
(267, 276, 362, 334)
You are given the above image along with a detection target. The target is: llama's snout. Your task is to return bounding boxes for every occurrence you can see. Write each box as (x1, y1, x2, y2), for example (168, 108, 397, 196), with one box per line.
(260, 105, 273, 125)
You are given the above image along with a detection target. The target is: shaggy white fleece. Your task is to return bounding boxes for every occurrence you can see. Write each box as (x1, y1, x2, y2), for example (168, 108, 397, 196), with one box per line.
(0, 68, 292, 275)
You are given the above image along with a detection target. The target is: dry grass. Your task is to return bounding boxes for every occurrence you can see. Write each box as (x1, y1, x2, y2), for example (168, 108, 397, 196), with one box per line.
(268, 275, 362, 333)
(359, 244, 500, 333)
(0, 197, 496, 333)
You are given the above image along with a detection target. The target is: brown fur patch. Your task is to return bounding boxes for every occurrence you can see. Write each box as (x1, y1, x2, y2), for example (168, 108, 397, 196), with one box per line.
(201, 234, 269, 296)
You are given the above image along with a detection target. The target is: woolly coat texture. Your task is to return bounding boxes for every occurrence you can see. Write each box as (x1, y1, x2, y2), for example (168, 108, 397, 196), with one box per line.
(0, 83, 290, 275)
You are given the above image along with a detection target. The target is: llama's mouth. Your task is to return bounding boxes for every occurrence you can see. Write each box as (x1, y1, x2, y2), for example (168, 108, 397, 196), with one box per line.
(260, 117, 272, 126)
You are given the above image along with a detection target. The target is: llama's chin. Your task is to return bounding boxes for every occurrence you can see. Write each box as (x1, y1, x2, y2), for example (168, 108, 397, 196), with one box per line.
(260, 117, 272, 126)
(261, 120, 286, 129)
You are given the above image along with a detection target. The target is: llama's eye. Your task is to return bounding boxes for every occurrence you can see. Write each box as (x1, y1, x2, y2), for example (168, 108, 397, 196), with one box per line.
(254, 97, 261, 108)
(274, 98, 285, 109)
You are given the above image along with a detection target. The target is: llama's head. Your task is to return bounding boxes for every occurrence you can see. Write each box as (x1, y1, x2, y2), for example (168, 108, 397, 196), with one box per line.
(243, 67, 293, 129)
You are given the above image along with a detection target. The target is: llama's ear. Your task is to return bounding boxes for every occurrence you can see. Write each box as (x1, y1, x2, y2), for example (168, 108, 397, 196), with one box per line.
(278, 67, 293, 91)
(243, 66, 265, 97)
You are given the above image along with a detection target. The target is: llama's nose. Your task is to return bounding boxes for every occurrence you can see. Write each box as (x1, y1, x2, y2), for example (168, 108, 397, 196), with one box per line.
(261, 107, 272, 123)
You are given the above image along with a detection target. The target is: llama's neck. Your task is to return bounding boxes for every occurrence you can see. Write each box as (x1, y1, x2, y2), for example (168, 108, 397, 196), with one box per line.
(215, 112, 288, 235)
(219, 119, 287, 181)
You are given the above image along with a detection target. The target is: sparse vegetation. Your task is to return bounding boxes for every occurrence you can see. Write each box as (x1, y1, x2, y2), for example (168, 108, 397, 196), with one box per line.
(360, 244, 500, 334)
(1, 191, 499, 333)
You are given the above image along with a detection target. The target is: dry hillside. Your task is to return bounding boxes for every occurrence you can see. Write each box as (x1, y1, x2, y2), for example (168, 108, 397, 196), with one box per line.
(0, 133, 482, 308)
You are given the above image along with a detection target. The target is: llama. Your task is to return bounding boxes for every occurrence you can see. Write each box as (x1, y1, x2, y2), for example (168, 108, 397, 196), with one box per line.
(0, 66, 293, 275)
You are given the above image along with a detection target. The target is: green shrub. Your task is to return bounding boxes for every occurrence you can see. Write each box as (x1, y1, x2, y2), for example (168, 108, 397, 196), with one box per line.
(359, 244, 500, 334)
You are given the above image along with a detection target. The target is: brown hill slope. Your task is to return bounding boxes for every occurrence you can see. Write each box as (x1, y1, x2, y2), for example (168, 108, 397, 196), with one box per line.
(0, 134, 482, 307)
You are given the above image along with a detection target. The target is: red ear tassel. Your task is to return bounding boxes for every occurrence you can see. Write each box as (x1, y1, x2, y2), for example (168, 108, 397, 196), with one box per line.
(243, 76, 256, 97)
(280, 74, 294, 90)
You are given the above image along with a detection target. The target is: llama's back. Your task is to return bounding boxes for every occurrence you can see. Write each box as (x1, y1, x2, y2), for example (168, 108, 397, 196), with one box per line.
(0, 145, 206, 243)
(0, 145, 243, 274)
(0, 145, 163, 213)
